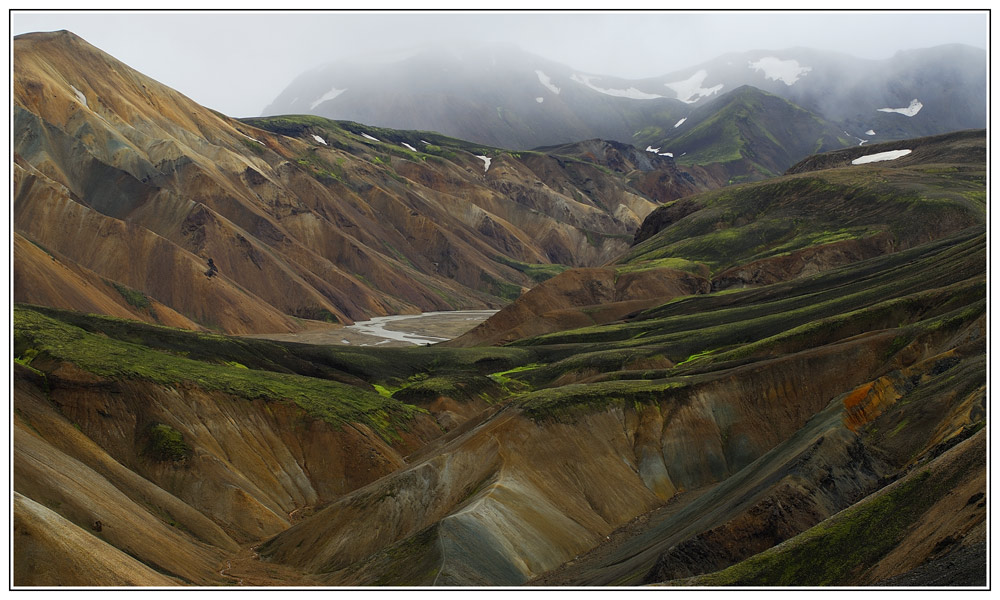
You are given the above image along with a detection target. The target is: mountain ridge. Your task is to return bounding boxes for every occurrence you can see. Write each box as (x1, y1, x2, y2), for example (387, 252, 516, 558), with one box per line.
(13, 30, 714, 334)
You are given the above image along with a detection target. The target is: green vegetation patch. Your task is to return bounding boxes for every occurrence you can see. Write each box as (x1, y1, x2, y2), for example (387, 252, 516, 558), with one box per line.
(144, 423, 192, 462)
(521, 378, 686, 420)
(692, 471, 940, 586)
(613, 257, 708, 276)
(480, 272, 523, 302)
(13, 306, 422, 441)
(109, 281, 152, 311)
(492, 255, 568, 283)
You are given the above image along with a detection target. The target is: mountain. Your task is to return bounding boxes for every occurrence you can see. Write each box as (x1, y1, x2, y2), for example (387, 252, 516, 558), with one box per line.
(12, 29, 986, 589)
(641, 85, 853, 181)
(13, 127, 985, 585)
(267, 44, 986, 175)
(452, 129, 986, 347)
(639, 45, 987, 141)
(263, 44, 689, 151)
(13, 31, 710, 335)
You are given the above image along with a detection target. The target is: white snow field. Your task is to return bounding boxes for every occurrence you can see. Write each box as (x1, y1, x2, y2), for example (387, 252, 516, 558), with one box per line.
(476, 155, 492, 172)
(674, 118, 687, 128)
(535, 70, 561, 94)
(877, 99, 923, 117)
(747, 57, 812, 85)
(851, 149, 911, 165)
(664, 70, 724, 103)
(571, 74, 665, 99)
(309, 87, 346, 110)
(312, 135, 327, 145)
(70, 84, 88, 106)
(361, 133, 380, 142)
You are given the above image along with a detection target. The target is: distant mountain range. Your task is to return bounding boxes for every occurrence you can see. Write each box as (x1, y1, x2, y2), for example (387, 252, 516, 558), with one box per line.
(265, 43, 986, 177)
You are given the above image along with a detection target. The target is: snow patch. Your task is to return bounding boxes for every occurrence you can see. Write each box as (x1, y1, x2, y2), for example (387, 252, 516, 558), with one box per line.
(659, 152, 673, 157)
(476, 155, 492, 172)
(401, 142, 417, 152)
(309, 87, 346, 110)
(572, 73, 665, 99)
(361, 133, 380, 142)
(664, 70, 723, 103)
(866, 129, 876, 136)
(536, 97, 544, 103)
(851, 149, 911, 165)
(312, 135, 327, 145)
(420, 140, 431, 145)
(645, 146, 660, 153)
(239, 131, 265, 145)
(70, 85, 87, 106)
(877, 99, 922, 117)
(674, 118, 687, 128)
(535, 70, 561, 94)
(748, 57, 812, 85)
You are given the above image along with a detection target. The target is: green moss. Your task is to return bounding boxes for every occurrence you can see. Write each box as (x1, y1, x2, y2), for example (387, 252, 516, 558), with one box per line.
(521, 378, 686, 420)
(694, 472, 936, 586)
(238, 138, 265, 155)
(480, 272, 522, 302)
(487, 363, 541, 393)
(492, 255, 568, 283)
(144, 423, 191, 462)
(613, 257, 707, 276)
(13, 306, 422, 441)
(109, 281, 152, 310)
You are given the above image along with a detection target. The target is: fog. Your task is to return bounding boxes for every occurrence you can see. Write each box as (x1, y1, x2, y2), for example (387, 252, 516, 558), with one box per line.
(11, 10, 988, 118)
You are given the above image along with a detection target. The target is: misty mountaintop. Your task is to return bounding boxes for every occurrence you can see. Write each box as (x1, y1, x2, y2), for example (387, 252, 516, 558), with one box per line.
(265, 43, 986, 155)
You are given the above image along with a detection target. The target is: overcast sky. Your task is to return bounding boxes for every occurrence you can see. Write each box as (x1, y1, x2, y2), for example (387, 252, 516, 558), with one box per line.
(11, 10, 989, 118)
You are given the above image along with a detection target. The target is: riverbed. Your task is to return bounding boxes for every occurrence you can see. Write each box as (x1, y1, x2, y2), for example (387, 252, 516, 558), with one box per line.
(244, 310, 497, 347)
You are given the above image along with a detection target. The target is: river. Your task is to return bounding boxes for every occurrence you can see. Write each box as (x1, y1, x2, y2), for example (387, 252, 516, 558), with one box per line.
(244, 310, 497, 347)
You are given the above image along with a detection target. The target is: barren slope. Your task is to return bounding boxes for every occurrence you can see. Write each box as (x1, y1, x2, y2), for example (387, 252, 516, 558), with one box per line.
(14, 31, 710, 334)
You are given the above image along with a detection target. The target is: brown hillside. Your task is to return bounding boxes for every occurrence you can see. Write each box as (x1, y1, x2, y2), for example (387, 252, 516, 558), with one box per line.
(13, 30, 711, 334)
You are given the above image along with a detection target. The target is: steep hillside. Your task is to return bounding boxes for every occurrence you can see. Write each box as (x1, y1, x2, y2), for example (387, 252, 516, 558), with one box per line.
(13, 31, 704, 334)
(13, 228, 986, 588)
(637, 86, 853, 182)
(454, 129, 984, 347)
(12, 31, 987, 590)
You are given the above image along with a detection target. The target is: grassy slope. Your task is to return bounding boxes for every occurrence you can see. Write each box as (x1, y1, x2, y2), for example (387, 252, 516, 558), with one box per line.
(642, 87, 852, 181)
(13, 305, 536, 441)
(619, 151, 985, 275)
(497, 227, 984, 418)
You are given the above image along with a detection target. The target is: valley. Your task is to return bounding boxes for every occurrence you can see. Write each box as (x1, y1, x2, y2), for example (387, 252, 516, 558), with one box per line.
(11, 26, 988, 589)
(246, 310, 498, 347)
